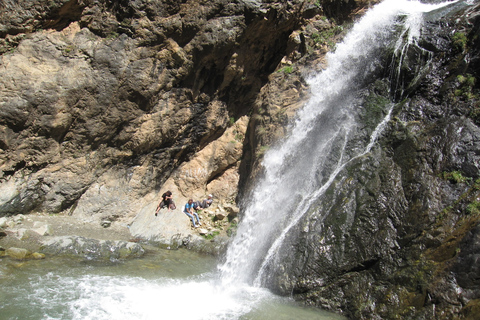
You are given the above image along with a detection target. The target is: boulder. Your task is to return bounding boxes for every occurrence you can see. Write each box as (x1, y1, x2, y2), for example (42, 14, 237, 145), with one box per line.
(128, 202, 198, 246)
(215, 212, 227, 221)
(16, 228, 29, 240)
(198, 228, 209, 235)
(6, 247, 30, 260)
(0, 217, 7, 228)
(31, 252, 45, 259)
(12, 215, 25, 223)
(40, 236, 145, 260)
(31, 223, 52, 236)
(223, 203, 240, 217)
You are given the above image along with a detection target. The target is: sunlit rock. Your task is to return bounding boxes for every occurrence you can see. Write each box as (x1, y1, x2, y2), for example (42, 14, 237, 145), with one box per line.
(0, 217, 7, 228)
(215, 212, 227, 221)
(198, 228, 209, 235)
(31, 222, 52, 236)
(31, 252, 45, 259)
(6, 247, 30, 260)
(41, 236, 144, 260)
(223, 203, 240, 217)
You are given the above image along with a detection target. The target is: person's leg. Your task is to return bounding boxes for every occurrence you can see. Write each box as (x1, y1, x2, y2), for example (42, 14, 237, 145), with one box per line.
(155, 201, 165, 216)
(193, 213, 201, 225)
(184, 211, 196, 227)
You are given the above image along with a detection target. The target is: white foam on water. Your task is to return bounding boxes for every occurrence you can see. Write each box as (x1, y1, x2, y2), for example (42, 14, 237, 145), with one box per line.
(26, 274, 281, 320)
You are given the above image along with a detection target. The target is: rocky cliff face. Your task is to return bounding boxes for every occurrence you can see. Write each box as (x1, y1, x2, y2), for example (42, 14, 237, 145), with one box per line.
(0, 0, 361, 248)
(0, 0, 369, 243)
(1, 0, 479, 319)
(0, 0, 319, 224)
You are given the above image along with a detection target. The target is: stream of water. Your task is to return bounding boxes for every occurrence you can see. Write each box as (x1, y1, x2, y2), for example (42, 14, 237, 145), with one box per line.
(0, 0, 461, 319)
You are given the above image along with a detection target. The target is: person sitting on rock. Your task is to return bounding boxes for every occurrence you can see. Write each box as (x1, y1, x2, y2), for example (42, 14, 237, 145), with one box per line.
(193, 194, 214, 211)
(184, 199, 201, 228)
(155, 190, 176, 216)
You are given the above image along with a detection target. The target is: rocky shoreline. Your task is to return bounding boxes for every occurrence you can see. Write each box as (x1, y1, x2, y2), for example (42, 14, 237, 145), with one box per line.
(0, 212, 137, 260)
(0, 206, 234, 262)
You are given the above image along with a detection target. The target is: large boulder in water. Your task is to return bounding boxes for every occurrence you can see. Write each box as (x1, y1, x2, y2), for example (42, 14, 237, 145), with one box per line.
(40, 236, 145, 260)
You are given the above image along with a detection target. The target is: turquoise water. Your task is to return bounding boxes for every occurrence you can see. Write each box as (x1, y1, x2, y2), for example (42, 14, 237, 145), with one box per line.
(0, 247, 345, 320)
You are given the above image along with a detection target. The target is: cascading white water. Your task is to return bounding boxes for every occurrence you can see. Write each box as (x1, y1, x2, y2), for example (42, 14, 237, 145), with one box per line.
(219, 0, 454, 288)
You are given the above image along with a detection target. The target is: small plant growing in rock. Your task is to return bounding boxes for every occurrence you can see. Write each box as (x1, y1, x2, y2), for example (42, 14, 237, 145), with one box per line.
(256, 145, 269, 158)
(452, 32, 468, 52)
(436, 206, 452, 222)
(62, 45, 75, 56)
(470, 102, 480, 125)
(455, 74, 476, 100)
(203, 230, 220, 240)
(473, 178, 480, 190)
(278, 66, 294, 74)
(311, 25, 343, 48)
(466, 201, 480, 215)
(106, 32, 119, 40)
(234, 133, 244, 142)
(441, 171, 469, 184)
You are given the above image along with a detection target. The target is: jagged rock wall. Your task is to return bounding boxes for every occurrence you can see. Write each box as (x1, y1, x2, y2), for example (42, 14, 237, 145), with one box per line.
(0, 0, 327, 224)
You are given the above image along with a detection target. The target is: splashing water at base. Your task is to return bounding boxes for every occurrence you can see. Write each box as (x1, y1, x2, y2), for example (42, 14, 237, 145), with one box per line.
(0, 250, 344, 320)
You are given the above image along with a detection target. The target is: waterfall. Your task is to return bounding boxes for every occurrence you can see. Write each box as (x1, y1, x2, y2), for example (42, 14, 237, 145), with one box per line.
(219, 0, 454, 288)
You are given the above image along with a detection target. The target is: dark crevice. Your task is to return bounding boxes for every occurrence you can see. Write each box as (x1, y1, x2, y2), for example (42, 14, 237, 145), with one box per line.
(60, 185, 90, 212)
(342, 258, 380, 273)
(2, 160, 27, 177)
(207, 161, 239, 185)
(42, 0, 87, 31)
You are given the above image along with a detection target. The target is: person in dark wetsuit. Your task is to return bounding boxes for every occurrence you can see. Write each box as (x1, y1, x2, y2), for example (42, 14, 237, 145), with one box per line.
(154, 191, 176, 216)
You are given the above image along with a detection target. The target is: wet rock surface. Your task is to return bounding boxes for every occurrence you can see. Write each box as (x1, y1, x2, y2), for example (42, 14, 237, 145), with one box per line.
(260, 2, 480, 319)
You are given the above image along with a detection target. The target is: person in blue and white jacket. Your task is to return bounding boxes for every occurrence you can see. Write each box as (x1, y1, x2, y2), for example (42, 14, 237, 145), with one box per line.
(184, 199, 202, 228)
